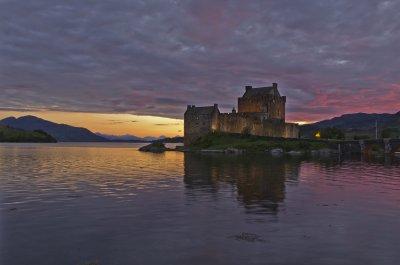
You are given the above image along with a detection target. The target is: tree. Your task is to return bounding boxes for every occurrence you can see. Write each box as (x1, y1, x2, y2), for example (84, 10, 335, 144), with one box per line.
(382, 128, 400, 139)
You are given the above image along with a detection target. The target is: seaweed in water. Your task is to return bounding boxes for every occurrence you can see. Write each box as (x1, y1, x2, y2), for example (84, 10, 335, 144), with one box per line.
(229, 232, 266, 243)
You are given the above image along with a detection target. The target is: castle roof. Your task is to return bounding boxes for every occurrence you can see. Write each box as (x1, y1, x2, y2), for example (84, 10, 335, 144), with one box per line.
(242, 84, 281, 98)
(186, 104, 219, 115)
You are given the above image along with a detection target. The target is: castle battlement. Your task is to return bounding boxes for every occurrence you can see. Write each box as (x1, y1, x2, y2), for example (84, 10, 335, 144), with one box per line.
(184, 83, 299, 146)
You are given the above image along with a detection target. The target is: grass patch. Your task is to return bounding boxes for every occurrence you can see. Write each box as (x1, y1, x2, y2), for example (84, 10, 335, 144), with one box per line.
(190, 132, 328, 152)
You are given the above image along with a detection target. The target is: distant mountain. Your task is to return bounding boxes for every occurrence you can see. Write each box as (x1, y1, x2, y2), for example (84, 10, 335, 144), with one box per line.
(96, 133, 149, 142)
(300, 111, 400, 138)
(96, 133, 168, 142)
(0, 125, 57, 143)
(0, 116, 108, 142)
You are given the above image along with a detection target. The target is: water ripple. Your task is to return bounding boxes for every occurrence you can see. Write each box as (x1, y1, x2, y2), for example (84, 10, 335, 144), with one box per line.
(1, 143, 400, 265)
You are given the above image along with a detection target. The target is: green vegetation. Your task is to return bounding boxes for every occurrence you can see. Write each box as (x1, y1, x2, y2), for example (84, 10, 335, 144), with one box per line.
(190, 132, 329, 152)
(353, 134, 371, 140)
(381, 127, 400, 139)
(0, 125, 57, 143)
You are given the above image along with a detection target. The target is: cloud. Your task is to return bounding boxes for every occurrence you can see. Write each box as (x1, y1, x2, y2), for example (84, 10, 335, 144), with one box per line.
(154, 123, 181, 126)
(155, 97, 187, 105)
(107, 119, 139, 125)
(1, 0, 399, 121)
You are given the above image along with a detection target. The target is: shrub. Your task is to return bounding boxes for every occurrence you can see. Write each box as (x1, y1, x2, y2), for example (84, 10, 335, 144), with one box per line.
(354, 135, 371, 140)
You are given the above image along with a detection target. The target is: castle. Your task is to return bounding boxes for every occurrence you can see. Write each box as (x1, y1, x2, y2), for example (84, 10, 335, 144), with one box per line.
(184, 83, 299, 146)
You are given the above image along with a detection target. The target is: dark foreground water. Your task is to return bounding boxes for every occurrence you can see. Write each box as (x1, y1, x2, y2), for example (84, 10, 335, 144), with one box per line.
(1, 143, 400, 265)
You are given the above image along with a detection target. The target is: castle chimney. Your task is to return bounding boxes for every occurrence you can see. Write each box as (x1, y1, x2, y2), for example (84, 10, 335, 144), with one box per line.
(214, 103, 218, 108)
(232, 107, 237, 113)
(272, 83, 278, 88)
(245, 85, 252, 92)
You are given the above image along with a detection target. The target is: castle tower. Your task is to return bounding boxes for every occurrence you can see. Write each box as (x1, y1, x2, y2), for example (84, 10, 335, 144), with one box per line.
(184, 104, 220, 146)
(237, 83, 286, 121)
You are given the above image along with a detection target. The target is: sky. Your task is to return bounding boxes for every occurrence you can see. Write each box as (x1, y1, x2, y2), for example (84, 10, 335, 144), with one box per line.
(1, 0, 399, 136)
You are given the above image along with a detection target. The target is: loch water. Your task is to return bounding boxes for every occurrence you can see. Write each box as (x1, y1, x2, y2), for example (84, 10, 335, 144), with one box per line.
(1, 143, 400, 265)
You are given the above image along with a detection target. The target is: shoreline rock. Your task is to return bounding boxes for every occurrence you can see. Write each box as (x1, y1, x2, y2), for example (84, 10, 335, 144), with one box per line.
(199, 149, 225, 153)
(224, 148, 245, 154)
(269, 148, 284, 157)
(287, 150, 305, 156)
(310, 148, 337, 156)
(139, 142, 170, 153)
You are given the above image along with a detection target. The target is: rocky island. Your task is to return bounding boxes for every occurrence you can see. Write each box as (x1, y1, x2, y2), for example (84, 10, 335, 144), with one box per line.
(139, 141, 173, 153)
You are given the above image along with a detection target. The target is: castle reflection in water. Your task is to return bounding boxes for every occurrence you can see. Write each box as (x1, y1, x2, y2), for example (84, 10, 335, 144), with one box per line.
(183, 153, 301, 214)
(183, 152, 400, 215)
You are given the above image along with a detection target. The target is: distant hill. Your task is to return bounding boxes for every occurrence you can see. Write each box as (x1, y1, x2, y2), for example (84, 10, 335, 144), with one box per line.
(96, 133, 151, 142)
(97, 133, 161, 142)
(0, 125, 57, 143)
(96, 133, 173, 142)
(300, 111, 400, 139)
(0, 116, 108, 142)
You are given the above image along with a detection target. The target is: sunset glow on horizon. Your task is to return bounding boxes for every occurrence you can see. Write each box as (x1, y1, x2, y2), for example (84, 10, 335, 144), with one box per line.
(0, 108, 396, 137)
(0, 111, 183, 137)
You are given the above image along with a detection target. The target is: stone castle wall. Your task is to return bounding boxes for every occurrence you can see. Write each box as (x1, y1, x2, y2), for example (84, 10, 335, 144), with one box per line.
(238, 95, 286, 120)
(284, 123, 299, 138)
(184, 106, 219, 146)
(218, 113, 299, 138)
